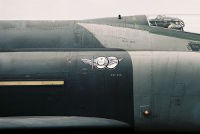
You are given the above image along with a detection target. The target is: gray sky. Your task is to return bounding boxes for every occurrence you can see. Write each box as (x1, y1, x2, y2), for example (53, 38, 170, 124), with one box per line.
(0, 0, 200, 20)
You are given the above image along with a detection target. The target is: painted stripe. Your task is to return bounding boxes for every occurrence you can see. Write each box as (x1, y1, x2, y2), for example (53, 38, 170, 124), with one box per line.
(0, 81, 64, 86)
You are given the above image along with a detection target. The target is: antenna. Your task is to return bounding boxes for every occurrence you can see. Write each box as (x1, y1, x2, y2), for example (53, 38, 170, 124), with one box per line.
(118, 14, 122, 19)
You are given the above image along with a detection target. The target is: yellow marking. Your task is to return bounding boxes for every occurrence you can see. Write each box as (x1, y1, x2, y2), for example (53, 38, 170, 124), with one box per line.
(0, 81, 64, 86)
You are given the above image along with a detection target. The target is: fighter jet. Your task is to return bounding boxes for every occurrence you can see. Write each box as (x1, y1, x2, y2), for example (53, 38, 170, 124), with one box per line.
(0, 15, 199, 132)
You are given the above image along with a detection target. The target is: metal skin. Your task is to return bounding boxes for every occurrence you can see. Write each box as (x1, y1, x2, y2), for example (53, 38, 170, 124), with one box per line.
(0, 15, 200, 131)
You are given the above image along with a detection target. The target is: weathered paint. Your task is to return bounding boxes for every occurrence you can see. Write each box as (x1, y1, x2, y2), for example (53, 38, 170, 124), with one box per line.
(129, 51, 200, 131)
(0, 51, 134, 125)
(79, 23, 193, 51)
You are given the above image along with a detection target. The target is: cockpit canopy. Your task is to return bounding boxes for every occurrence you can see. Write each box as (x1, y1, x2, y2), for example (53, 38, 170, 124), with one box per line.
(149, 15, 185, 31)
(147, 14, 200, 34)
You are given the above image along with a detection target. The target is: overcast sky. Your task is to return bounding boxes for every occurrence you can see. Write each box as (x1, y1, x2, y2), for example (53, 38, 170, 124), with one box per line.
(0, 0, 200, 20)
